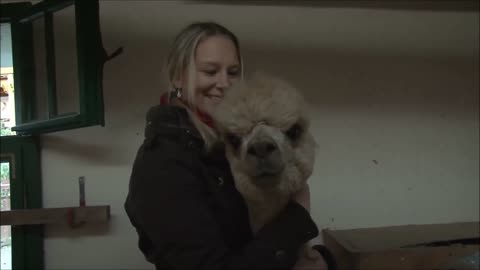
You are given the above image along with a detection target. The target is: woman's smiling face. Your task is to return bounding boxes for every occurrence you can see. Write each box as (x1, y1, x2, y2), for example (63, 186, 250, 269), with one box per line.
(192, 35, 241, 115)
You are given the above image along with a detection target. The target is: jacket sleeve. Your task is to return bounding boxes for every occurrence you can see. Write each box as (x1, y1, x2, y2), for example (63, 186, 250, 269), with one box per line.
(125, 137, 318, 270)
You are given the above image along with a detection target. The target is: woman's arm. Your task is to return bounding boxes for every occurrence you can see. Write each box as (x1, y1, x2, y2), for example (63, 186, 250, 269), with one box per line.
(125, 138, 318, 270)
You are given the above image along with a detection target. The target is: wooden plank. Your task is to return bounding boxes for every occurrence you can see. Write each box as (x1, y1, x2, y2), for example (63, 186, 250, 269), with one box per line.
(323, 223, 480, 270)
(354, 245, 480, 270)
(192, 0, 480, 11)
(0, 205, 110, 226)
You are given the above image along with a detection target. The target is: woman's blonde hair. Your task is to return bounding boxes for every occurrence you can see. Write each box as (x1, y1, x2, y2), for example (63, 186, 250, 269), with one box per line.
(164, 22, 243, 148)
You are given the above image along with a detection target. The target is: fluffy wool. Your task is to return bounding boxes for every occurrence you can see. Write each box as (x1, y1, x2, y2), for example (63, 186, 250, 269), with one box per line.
(212, 73, 317, 233)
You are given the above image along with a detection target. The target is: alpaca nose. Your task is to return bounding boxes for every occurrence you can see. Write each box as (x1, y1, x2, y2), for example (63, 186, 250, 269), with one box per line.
(247, 140, 277, 158)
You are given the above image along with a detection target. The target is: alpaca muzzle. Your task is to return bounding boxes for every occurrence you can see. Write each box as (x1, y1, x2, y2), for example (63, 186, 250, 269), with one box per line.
(247, 140, 278, 159)
(246, 138, 285, 187)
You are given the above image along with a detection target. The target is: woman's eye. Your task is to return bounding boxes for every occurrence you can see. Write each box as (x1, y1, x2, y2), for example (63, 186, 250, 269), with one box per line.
(285, 123, 303, 141)
(204, 70, 217, 76)
(228, 70, 240, 77)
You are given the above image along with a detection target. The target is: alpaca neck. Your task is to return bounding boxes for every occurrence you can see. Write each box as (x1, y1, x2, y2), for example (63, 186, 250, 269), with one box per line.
(246, 193, 289, 234)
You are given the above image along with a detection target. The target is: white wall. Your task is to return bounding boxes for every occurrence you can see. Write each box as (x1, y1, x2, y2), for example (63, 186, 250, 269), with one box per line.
(36, 1, 479, 269)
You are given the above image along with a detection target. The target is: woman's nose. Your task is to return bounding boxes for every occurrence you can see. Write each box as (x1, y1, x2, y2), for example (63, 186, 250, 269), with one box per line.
(216, 71, 231, 89)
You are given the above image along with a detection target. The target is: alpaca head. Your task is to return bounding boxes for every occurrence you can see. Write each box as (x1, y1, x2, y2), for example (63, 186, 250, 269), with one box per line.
(212, 73, 316, 195)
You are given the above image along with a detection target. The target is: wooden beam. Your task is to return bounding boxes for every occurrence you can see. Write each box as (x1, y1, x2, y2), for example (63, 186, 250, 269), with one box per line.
(0, 205, 110, 227)
(191, 0, 480, 11)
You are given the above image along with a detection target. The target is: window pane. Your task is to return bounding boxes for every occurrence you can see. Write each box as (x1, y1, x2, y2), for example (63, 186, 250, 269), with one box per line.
(10, 0, 105, 135)
(32, 16, 49, 122)
(1, 23, 16, 136)
(0, 162, 11, 270)
(54, 5, 79, 116)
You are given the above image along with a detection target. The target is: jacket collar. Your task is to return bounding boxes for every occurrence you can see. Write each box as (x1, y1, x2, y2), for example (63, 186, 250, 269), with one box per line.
(145, 105, 230, 164)
(144, 104, 203, 141)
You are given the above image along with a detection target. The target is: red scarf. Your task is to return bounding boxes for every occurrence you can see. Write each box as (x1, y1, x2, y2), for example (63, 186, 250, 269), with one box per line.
(160, 93, 215, 128)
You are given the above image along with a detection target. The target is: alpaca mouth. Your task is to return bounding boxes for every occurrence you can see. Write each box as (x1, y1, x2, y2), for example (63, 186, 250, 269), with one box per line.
(252, 159, 285, 178)
(252, 169, 283, 188)
(257, 171, 281, 178)
(253, 165, 284, 178)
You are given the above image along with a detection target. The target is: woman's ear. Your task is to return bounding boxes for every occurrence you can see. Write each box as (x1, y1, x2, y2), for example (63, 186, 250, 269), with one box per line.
(174, 68, 192, 89)
(173, 79, 183, 89)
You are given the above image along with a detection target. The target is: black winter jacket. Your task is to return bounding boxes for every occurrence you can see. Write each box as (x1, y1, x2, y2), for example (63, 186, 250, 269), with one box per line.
(125, 105, 319, 270)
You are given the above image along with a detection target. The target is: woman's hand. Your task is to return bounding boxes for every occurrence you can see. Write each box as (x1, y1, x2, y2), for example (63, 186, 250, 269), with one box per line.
(293, 248, 328, 270)
(292, 183, 311, 212)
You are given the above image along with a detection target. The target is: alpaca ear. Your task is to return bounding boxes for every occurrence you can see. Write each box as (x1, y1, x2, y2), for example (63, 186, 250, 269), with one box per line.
(249, 70, 274, 88)
(250, 70, 274, 81)
(249, 70, 296, 93)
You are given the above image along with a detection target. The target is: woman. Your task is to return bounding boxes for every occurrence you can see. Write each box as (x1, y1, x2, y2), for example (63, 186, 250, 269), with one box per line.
(125, 22, 331, 270)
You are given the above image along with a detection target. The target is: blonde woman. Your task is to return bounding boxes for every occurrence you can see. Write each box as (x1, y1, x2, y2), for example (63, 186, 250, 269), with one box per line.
(125, 22, 331, 270)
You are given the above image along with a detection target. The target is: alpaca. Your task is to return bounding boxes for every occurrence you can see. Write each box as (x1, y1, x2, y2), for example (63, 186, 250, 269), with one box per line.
(212, 73, 320, 267)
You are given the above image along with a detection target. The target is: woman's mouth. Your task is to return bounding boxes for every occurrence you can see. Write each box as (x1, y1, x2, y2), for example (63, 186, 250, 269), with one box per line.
(206, 95, 223, 103)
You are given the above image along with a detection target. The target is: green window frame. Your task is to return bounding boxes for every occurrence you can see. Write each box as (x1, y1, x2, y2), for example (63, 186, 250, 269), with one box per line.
(3, 0, 109, 135)
(1, 136, 43, 270)
(1, 1, 111, 269)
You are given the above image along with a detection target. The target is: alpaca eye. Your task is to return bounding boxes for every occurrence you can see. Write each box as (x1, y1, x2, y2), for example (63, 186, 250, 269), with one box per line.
(226, 133, 242, 149)
(285, 123, 303, 141)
